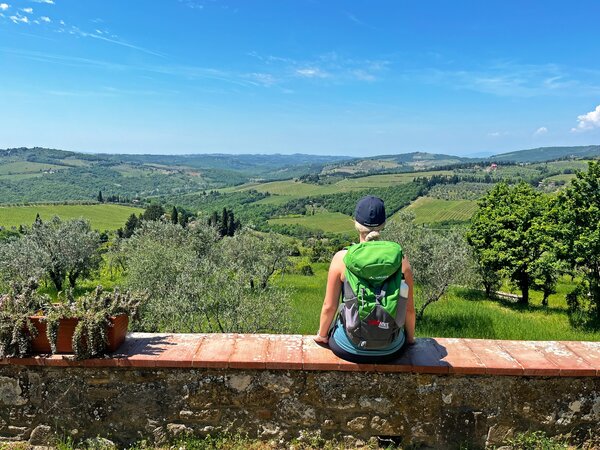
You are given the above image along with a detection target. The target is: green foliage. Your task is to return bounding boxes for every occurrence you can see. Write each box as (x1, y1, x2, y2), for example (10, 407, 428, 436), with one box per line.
(0, 217, 102, 291)
(0, 280, 43, 358)
(0, 234, 48, 289)
(385, 211, 476, 318)
(123, 222, 292, 333)
(504, 430, 569, 449)
(0, 279, 140, 359)
(30, 217, 102, 290)
(299, 264, 314, 276)
(46, 286, 141, 359)
(142, 204, 165, 221)
(556, 161, 600, 324)
(467, 183, 554, 305)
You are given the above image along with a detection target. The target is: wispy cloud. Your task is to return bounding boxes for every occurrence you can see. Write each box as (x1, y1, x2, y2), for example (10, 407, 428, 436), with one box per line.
(78, 29, 166, 57)
(571, 105, 600, 132)
(534, 126, 548, 136)
(343, 11, 377, 30)
(296, 68, 329, 78)
(40, 16, 50, 22)
(1, 48, 263, 89)
(32, 0, 54, 4)
(247, 51, 389, 84)
(421, 61, 600, 97)
(21, 7, 32, 13)
(345, 12, 364, 26)
(179, 0, 204, 9)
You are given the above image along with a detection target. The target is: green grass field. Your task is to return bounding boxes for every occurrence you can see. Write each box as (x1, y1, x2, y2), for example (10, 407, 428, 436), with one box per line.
(280, 263, 600, 340)
(0, 204, 143, 231)
(543, 173, 577, 183)
(226, 170, 453, 199)
(403, 196, 478, 224)
(268, 212, 355, 234)
(0, 161, 66, 176)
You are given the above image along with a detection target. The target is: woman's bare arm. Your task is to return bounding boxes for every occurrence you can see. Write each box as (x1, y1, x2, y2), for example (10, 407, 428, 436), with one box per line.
(315, 250, 345, 343)
(403, 257, 416, 344)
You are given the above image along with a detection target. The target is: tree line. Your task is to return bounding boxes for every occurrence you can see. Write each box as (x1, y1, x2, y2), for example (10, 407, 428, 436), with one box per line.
(467, 161, 599, 326)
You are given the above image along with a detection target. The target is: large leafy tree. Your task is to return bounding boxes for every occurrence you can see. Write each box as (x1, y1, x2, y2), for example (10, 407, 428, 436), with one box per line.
(467, 182, 551, 305)
(556, 161, 600, 321)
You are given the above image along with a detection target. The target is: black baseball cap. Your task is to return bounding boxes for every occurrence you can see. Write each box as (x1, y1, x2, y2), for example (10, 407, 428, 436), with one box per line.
(354, 195, 386, 227)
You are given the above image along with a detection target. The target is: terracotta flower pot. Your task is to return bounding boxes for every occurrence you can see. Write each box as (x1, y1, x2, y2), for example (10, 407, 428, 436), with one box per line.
(29, 314, 129, 354)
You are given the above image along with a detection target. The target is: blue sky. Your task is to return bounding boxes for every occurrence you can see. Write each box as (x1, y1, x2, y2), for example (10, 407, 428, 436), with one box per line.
(1, 0, 600, 156)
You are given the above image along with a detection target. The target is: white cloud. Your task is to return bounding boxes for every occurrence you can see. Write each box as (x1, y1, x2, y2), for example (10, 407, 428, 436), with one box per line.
(0, 3, 9, 11)
(21, 7, 32, 13)
(10, 13, 28, 23)
(32, 0, 54, 4)
(488, 131, 504, 137)
(40, 16, 50, 22)
(534, 126, 548, 136)
(571, 105, 600, 132)
(296, 68, 329, 78)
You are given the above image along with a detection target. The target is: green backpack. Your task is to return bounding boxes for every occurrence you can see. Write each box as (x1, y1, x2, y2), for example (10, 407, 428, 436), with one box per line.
(338, 240, 407, 350)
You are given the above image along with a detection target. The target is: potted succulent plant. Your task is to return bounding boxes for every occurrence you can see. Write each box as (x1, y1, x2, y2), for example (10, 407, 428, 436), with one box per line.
(0, 280, 141, 360)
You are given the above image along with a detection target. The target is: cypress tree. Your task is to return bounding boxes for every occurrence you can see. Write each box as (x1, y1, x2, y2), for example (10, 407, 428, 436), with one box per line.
(124, 214, 139, 238)
(171, 206, 179, 225)
(228, 211, 236, 236)
(97, 190, 104, 203)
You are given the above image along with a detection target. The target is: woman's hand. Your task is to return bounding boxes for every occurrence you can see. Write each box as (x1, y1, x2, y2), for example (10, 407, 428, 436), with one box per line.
(314, 333, 329, 344)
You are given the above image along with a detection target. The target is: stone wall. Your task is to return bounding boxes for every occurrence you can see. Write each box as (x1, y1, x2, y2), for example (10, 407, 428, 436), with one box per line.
(1, 365, 600, 448)
(1, 334, 600, 448)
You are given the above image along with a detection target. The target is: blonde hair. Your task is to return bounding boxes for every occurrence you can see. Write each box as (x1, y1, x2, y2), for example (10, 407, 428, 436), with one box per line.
(354, 220, 385, 241)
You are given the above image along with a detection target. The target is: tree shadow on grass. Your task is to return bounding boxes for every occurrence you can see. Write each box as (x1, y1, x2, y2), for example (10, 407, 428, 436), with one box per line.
(454, 287, 568, 316)
(418, 313, 497, 339)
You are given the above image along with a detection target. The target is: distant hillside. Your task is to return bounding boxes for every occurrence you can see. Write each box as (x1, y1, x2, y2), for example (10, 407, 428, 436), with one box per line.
(0, 147, 349, 204)
(492, 145, 600, 163)
(322, 151, 468, 175)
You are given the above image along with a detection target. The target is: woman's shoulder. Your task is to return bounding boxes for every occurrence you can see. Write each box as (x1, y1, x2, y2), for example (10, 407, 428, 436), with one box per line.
(332, 249, 347, 265)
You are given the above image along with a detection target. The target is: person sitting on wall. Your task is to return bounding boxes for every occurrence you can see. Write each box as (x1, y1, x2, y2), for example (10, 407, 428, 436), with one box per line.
(314, 195, 416, 363)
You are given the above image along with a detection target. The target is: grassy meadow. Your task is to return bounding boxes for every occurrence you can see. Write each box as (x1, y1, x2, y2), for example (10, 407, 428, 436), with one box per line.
(403, 196, 478, 224)
(226, 169, 453, 198)
(0, 204, 142, 231)
(268, 212, 355, 234)
(279, 261, 600, 341)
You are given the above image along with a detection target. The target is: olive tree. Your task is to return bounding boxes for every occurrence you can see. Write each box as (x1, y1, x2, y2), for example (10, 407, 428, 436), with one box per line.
(0, 236, 48, 288)
(27, 217, 101, 291)
(123, 221, 292, 333)
(0, 217, 100, 291)
(219, 229, 291, 290)
(385, 211, 475, 319)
